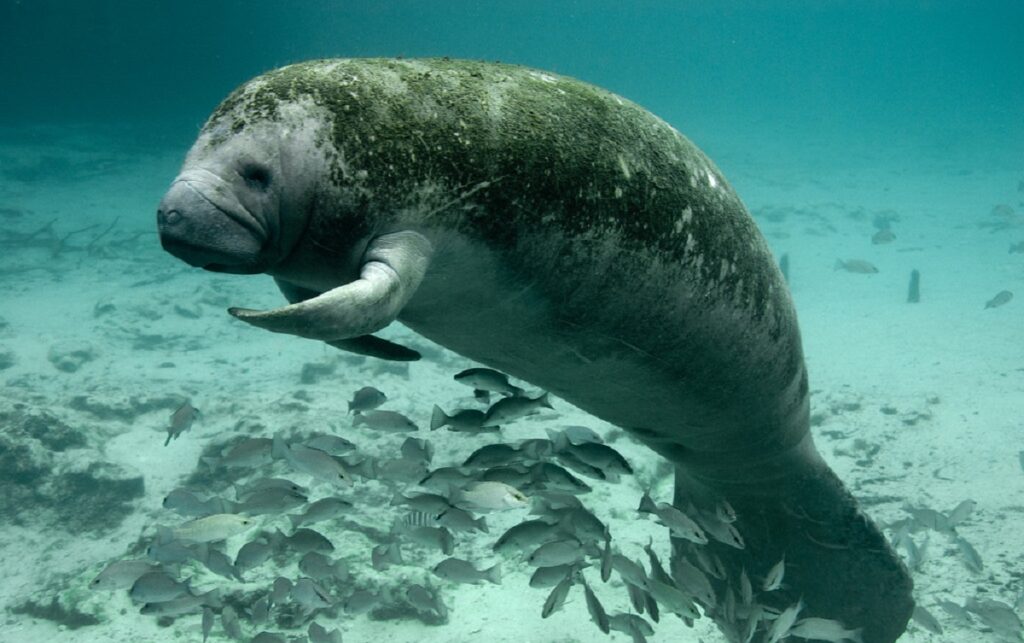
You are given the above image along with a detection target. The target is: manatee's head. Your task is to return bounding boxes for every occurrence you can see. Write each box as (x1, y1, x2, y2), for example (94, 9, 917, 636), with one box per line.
(158, 88, 331, 275)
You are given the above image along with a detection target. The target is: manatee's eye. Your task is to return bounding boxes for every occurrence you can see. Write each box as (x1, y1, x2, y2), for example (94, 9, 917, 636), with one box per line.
(241, 163, 272, 191)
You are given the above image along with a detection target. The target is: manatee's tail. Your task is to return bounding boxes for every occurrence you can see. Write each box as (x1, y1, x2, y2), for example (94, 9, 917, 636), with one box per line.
(671, 462, 913, 643)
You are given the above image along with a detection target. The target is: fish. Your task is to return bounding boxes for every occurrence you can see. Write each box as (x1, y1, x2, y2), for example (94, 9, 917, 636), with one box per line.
(557, 507, 608, 543)
(146, 540, 199, 565)
(529, 564, 583, 588)
(671, 557, 715, 607)
(343, 589, 380, 614)
(637, 490, 658, 515)
(371, 542, 404, 570)
(965, 597, 1023, 638)
(463, 443, 521, 468)
(871, 229, 896, 244)
(481, 392, 553, 427)
(766, 599, 804, 643)
(164, 513, 254, 543)
(128, 571, 191, 603)
(303, 434, 357, 456)
(352, 409, 418, 432)
(553, 436, 632, 477)
(405, 585, 445, 617)
(494, 519, 561, 554)
(935, 599, 973, 626)
(550, 425, 604, 445)
(454, 367, 524, 397)
(834, 259, 879, 273)
(697, 512, 746, 549)
(419, 466, 475, 491)
(234, 477, 307, 499)
(234, 487, 307, 515)
(216, 437, 273, 467)
(202, 606, 214, 642)
(163, 488, 232, 517)
(198, 545, 241, 581)
(611, 554, 648, 588)
(433, 557, 502, 584)
(651, 502, 707, 544)
(436, 507, 488, 534)
(911, 604, 943, 634)
(527, 539, 585, 567)
(289, 497, 353, 528)
(529, 462, 591, 493)
(946, 499, 976, 526)
(90, 560, 162, 591)
(139, 589, 220, 616)
(234, 540, 272, 574)
(221, 605, 243, 639)
(454, 481, 528, 511)
(251, 632, 287, 643)
(299, 551, 349, 582)
(165, 401, 199, 446)
(272, 527, 334, 554)
(430, 405, 499, 433)
(270, 577, 293, 606)
(955, 535, 983, 572)
(401, 437, 434, 464)
(600, 537, 612, 582)
(251, 594, 271, 623)
(402, 525, 455, 555)
(392, 491, 452, 515)
(762, 556, 786, 591)
(788, 617, 863, 642)
(643, 577, 699, 619)
(985, 290, 1013, 309)
(542, 573, 575, 618)
(308, 622, 344, 643)
(348, 386, 387, 413)
(582, 577, 610, 633)
(291, 578, 335, 611)
(273, 437, 351, 485)
(609, 613, 654, 640)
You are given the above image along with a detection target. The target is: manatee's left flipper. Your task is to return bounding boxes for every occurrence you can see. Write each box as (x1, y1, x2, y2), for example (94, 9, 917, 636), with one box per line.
(229, 231, 433, 341)
(326, 337, 421, 361)
(273, 277, 421, 361)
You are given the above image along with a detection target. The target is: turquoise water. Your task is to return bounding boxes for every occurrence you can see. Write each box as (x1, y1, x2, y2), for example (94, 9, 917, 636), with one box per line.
(0, 2, 1022, 642)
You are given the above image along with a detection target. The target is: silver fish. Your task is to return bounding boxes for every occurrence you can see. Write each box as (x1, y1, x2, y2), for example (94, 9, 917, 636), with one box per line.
(436, 506, 488, 534)
(371, 542, 404, 570)
(353, 409, 418, 432)
(454, 481, 528, 512)
(166, 513, 254, 543)
(542, 573, 574, 618)
(273, 527, 334, 554)
(304, 434, 356, 456)
(763, 556, 786, 591)
(482, 392, 553, 427)
(402, 525, 455, 555)
(454, 367, 524, 397)
(291, 578, 334, 611)
(583, 578, 610, 633)
(165, 401, 199, 446)
(218, 437, 273, 467)
(527, 539, 585, 567)
(274, 438, 351, 485)
(609, 613, 655, 638)
(221, 605, 243, 639)
(299, 551, 348, 582)
(401, 437, 434, 464)
(985, 290, 1013, 309)
(652, 502, 707, 544)
(946, 499, 976, 526)
(965, 597, 1023, 636)
(834, 259, 879, 274)
(767, 599, 804, 643)
(494, 519, 561, 554)
(911, 604, 943, 634)
(163, 488, 231, 517)
(202, 606, 214, 643)
(90, 560, 162, 591)
(529, 564, 582, 588)
(308, 622, 344, 643)
(129, 571, 190, 603)
(788, 617, 863, 642)
(430, 405, 498, 433)
(672, 557, 715, 607)
(433, 557, 501, 585)
(348, 386, 387, 413)
(956, 535, 983, 572)
(234, 540, 272, 574)
(234, 477, 306, 500)
(140, 590, 219, 616)
(644, 577, 699, 619)
(235, 487, 307, 515)
(611, 554, 648, 588)
(289, 497, 353, 528)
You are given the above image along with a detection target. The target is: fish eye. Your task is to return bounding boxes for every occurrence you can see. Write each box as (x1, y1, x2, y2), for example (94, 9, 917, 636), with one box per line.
(241, 163, 272, 191)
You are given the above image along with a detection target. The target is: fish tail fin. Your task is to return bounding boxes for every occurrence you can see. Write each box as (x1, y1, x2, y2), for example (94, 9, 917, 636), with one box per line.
(486, 564, 502, 585)
(200, 456, 220, 469)
(510, 385, 526, 397)
(156, 525, 174, 545)
(548, 429, 570, 453)
(476, 516, 489, 534)
(200, 588, 221, 608)
(163, 433, 172, 447)
(271, 432, 288, 460)
(430, 405, 449, 431)
(287, 514, 301, 529)
(638, 490, 658, 515)
(538, 392, 553, 409)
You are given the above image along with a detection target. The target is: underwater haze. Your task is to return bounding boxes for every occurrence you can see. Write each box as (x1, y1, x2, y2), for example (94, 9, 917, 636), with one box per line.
(0, 1, 1022, 642)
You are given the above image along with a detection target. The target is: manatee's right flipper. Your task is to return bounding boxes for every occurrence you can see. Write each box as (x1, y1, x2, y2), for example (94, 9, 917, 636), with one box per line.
(671, 461, 913, 643)
(229, 231, 433, 341)
(325, 337, 421, 361)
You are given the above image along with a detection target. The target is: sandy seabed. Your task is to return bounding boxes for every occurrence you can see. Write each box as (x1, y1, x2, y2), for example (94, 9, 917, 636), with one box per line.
(0, 124, 1021, 642)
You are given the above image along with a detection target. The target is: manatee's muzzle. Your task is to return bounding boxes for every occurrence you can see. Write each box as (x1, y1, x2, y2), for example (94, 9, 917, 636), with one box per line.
(157, 174, 267, 274)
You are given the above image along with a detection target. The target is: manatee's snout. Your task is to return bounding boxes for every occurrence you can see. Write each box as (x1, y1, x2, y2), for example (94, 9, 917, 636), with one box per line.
(157, 178, 266, 273)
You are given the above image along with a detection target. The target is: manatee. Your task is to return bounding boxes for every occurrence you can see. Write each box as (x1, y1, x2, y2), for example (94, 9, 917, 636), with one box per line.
(156, 58, 913, 641)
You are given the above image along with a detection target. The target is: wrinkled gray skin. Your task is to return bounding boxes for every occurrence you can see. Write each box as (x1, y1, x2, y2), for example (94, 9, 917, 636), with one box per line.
(157, 58, 912, 641)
